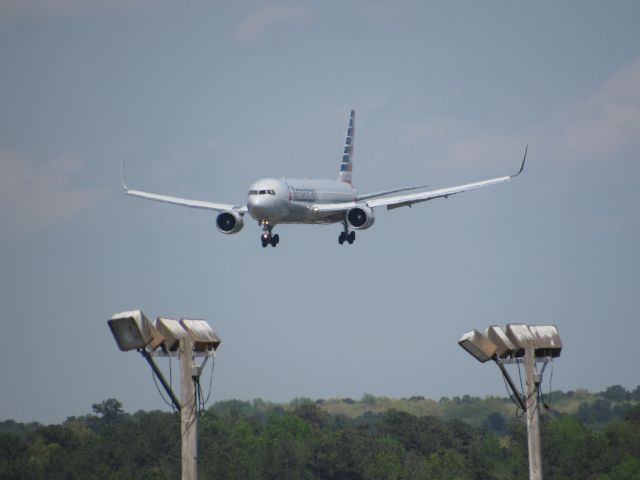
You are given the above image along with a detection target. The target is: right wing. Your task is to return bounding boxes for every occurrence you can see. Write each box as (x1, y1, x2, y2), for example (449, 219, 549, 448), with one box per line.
(313, 145, 527, 213)
(121, 160, 247, 213)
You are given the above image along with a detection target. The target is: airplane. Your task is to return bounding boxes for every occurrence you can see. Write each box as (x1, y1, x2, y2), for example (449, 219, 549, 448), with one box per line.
(122, 110, 527, 247)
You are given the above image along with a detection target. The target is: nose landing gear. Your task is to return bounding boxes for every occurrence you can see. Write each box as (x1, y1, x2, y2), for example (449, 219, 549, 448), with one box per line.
(260, 222, 279, 248)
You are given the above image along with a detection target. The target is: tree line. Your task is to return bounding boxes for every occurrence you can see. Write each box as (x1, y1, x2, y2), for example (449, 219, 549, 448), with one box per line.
(1, 386, 639, 479)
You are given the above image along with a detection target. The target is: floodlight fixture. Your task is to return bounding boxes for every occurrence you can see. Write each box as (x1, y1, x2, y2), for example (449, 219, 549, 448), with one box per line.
(145, 320, 165, 351)
(156, 317, 189, 351)
(506, 323, 535, 357)
(486, 325, 517, 359)
(528, 325, 562, 358)
(458, 329, 497, 363)
(108, 310, 154, 351)
(180, 319, 222, 351)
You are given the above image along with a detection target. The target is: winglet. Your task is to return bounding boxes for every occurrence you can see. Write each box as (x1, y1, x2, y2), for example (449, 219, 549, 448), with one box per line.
(120, 158, 129, 191)
(511, 144, 528, 178)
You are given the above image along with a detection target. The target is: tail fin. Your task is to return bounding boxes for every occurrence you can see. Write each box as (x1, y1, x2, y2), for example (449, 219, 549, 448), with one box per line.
(337, 110, 355, 185)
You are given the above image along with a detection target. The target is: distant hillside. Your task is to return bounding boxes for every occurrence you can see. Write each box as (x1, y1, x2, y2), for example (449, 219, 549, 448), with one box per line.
(208, 384, 640, 430)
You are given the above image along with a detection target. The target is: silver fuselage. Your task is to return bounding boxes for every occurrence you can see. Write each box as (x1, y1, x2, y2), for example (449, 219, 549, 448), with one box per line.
(247, 178, 356, 224)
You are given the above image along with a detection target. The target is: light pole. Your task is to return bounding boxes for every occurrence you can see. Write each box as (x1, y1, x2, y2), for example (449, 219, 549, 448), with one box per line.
(458, 324, 562, 480)
(108, 310, 221, 480)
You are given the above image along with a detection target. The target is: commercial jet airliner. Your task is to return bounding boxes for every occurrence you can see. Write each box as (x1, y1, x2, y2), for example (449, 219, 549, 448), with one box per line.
(122, 111, 527, 247)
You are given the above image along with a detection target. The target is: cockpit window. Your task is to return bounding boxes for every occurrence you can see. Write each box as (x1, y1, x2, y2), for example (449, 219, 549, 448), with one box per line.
(249, 189, 276, 195)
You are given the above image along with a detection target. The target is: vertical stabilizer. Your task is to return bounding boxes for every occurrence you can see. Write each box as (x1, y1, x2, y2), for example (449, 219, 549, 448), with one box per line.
(338, 110, 355, 185)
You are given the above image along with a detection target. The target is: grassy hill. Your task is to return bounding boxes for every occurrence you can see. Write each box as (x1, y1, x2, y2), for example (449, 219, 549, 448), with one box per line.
(208, 384, 639, 430)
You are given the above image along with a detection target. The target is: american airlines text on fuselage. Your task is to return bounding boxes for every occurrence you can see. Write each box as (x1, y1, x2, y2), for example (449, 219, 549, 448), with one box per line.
(249, 182, 320, 202)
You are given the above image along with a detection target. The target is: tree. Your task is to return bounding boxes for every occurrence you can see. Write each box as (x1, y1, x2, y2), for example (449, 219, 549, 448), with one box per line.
(482, 412, 507, 435)
(261, 413, 312, 480)
(91, 399, 125, 426)
(602, 385, 629, 402)
(599, 455, 640, 480)
(362, 436, 403, 480)
(361, 393, 377, 406)
(423, 450, 471, 480)
(0, 433, 32, 480)
(624, 404, 640, 425)
(576, 399, 614, 425)
(542, 415, 609, 479)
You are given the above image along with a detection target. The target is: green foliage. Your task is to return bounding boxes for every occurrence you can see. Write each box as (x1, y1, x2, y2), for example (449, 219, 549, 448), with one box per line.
(602, 385, 629, 402)
(482, 412, 507, 434)
(1, 387, 639, 478)
(91, 398, 125, 425)
(0, 420, 42, 440)
(423, 450, 471, 480)
(577, 399, 614, 425)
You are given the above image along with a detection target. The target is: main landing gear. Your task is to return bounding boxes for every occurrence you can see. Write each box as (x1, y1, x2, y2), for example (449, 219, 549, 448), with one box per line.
(260, 222, 279, 248)
(338, 225, 355, 245)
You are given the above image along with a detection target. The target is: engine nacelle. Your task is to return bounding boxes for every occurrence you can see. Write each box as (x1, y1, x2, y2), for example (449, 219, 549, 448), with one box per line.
(216, 210, 244, 234)
(346, 206, 375, 230)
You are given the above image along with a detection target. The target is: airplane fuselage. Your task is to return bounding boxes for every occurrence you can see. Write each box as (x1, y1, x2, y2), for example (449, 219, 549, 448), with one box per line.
(247, 178, 356, 224)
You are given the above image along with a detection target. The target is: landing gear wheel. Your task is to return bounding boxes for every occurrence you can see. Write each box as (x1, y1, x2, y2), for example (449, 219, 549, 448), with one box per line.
(270, 234, 280, 247)
(347, 231, 356, 244)
(338, 232, 346, 245)
(261, 234, 270, 248)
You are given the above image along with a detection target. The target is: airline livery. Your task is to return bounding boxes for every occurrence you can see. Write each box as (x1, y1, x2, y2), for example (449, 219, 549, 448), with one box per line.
(122, 111, 527, 247)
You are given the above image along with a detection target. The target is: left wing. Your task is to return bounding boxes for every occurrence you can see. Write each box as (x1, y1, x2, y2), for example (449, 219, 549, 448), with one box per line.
(121, 160, 247, 213)
(355, 184, 429, 201)
(312, 145, 527, 213)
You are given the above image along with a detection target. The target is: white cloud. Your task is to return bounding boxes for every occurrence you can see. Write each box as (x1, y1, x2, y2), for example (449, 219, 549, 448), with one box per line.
(559, 57, 640, 161)
(234, 3, 311, 41)
(0, 151, 106, 239)
(418, 56, 640, 172)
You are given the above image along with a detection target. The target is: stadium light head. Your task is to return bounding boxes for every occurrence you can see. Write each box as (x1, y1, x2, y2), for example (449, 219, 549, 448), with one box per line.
(108, 310, 156, 351)
(486, 325, 517, 359)
(458, 329, 497, 363)
(147, 320, 165, 351)
(528, 325, 562, 358)
(156, 317, 189, 351)
(506, 323, 535, 357)
(180, 319, 221, 351)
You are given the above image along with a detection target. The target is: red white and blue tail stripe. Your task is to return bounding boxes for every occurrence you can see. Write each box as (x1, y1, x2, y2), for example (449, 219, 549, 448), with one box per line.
(338, 110, 355, 185)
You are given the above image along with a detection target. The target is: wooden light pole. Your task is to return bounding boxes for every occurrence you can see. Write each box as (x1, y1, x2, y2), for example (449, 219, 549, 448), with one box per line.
(524, 341, 542, 480)
(180, 337, 198, 480)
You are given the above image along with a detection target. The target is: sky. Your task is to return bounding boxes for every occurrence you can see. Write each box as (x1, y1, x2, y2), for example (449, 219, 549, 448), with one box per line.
(1, 0, 639, 424)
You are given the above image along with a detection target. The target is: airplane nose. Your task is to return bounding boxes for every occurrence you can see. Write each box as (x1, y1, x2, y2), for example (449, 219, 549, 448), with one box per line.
(247, 195, 272, 220)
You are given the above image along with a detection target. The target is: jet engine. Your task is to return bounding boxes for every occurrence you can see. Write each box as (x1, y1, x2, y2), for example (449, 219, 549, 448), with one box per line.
(216, 210, 244, 234)
(346, 206, 375, 230)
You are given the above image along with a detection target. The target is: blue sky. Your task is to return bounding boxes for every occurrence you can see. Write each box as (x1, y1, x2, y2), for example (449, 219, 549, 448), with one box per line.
(1, 1, 639, 423)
